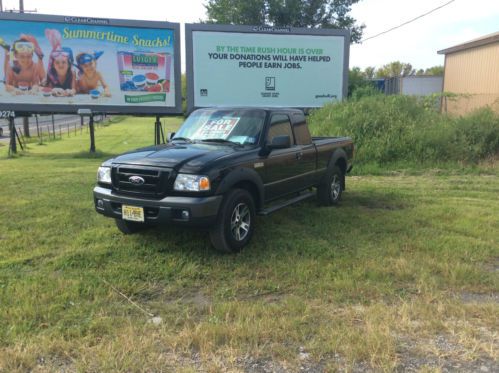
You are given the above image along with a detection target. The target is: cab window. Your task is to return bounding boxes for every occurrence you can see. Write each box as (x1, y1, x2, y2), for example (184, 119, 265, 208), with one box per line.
(292, 112, 312, 145)
(267, 114, 294, 145)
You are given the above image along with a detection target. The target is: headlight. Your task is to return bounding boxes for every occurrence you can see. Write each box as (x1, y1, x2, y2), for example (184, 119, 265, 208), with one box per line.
(174, 174, 210, 191)
(97, 166, 112, 184)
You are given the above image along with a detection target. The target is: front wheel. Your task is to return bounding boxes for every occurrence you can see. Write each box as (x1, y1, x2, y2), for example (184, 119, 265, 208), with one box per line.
(317, 165, 343, 206)
(209, 189, 256, 253)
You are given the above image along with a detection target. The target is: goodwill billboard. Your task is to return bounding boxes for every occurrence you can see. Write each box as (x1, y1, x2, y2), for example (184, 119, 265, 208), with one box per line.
(186, 24, 349, 112)
(0, 13, 181, 115)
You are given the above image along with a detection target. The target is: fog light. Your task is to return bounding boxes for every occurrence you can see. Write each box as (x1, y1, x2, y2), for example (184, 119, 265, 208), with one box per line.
(181, 210, 190, 220)
(97, 199, 104, 209)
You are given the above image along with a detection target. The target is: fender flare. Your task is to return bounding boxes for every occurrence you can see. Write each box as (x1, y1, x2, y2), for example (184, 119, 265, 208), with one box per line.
(323, 148, 348, 189)
(215, 167, 265, 208)
(327, 148, 348, 172)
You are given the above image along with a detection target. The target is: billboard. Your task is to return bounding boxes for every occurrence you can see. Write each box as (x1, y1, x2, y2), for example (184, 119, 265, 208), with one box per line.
(0, 13, 181, 115)
(186, 24, 349, 113)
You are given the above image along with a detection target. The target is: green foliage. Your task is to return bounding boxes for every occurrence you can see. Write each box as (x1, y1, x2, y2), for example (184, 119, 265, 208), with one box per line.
(348, 67, 369, 96)
(423, 65, 444, 76)
(309, 94, 499, 165)
(375, 61, 415, 78)
(204, 0, 365, 43)
(348, 67, 384, 97)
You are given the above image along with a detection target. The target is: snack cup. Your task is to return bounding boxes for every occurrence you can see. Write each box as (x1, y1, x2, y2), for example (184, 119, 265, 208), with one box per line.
(42, 88, 52, 97)
(132, 74, 146, 89)
(90, 89, 101, 99)
(146, 72, 159, 85)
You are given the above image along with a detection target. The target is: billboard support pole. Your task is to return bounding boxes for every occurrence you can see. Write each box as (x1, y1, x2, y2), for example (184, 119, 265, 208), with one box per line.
(51, 114, 55, 139)
(8, 116, 16, 154)
(35, 114, 39, 137)
(154, 115, 164, 145)
(89, 114, 95, 153)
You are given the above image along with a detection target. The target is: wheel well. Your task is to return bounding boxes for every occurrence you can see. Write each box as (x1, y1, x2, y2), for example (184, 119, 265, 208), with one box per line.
(335, 157, 347, 189)
(233, 180, 261, 210)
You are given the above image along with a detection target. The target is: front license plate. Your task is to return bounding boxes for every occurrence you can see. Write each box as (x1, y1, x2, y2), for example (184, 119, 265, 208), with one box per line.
(122, 205, 144, 222)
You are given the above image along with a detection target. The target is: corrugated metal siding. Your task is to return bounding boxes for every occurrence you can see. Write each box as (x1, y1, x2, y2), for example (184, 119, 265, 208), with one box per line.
(401, 76, 443, 96)
(442, 42, 499, 115)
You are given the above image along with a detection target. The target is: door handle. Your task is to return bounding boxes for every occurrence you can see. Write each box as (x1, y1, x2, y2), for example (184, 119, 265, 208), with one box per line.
(296, 152, 303, 160)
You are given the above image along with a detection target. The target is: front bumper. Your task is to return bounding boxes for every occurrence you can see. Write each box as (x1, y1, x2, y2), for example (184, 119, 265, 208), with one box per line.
(93, 186, 223, 226)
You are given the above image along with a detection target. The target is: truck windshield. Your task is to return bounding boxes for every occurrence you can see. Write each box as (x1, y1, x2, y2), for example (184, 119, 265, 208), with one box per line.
(174, 109, 266, 146)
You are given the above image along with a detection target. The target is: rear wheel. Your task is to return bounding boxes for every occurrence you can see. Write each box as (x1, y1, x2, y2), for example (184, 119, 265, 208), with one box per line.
(209, 189, 255, 253)
(317, 165, 343, 206)
(115, 219, 145, 234)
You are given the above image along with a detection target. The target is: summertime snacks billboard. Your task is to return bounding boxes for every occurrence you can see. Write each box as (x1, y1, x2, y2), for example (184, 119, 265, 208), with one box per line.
(185, 24, 349, 112)
(0, 13, 181, 115)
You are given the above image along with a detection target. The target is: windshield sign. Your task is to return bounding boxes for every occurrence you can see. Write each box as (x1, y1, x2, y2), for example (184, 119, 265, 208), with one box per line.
(191, 117, 240, 140)
(175, 109, 265, 145)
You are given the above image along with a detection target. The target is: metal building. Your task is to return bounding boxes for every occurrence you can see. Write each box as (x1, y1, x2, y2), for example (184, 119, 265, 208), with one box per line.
(384, 76, 443, 96)
(438, 32, 499, 115)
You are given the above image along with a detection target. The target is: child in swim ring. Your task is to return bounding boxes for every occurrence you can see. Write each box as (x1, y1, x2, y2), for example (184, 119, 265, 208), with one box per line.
(76, 52, 110, 96)
(4, 34, 45, 94)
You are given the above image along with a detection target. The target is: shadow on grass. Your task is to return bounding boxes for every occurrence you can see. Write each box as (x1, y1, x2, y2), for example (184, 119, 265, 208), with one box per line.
(22, 150, 119, 160)
(142, 188, 412, 258)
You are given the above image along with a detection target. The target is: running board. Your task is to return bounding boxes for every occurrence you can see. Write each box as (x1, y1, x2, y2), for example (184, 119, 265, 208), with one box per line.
(258, 191, 314, 216)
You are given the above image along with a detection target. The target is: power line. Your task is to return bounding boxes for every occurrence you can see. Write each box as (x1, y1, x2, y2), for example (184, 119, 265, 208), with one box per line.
(361, 0, 457, 43)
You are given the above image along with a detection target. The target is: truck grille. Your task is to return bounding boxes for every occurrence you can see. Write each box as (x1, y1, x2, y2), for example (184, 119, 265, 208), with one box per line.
(112, 166, 170, 198)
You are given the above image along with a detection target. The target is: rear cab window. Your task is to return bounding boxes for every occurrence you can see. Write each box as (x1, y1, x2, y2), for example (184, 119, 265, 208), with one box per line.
(292, 112, 312, 145)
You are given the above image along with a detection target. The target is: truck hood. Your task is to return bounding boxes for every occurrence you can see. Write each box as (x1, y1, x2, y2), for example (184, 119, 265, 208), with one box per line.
(110, 142, 239, 172)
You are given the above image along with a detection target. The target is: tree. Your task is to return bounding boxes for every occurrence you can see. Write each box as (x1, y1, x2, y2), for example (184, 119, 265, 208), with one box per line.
(205, 0, 365, 43)
(424, 65, 444, 76)
(375, 61, 415, 78)
(364, 66, 376, 80)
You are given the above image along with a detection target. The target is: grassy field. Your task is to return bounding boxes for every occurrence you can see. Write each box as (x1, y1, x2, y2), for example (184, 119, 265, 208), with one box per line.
(0, 117, 498, 372)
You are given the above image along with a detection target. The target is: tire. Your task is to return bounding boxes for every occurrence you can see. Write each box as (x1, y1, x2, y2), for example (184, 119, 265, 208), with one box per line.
(209, 189, 256, 253)
(317, 165, 343, 206)
(0, 127, 3, 137)
(115, 218, 145, 234)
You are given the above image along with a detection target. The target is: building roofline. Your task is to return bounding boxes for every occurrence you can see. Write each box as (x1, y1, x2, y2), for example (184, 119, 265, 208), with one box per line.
(437, 31, 499, 55)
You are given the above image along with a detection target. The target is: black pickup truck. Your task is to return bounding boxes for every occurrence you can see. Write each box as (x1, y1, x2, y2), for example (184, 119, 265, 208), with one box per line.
(94, 107, 353, 252)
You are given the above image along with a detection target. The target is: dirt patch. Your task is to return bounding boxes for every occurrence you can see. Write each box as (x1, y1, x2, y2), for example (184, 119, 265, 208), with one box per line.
(459, 292, 499, 304)
(163, 289, 212, 308)
(395, 334, 497, 373)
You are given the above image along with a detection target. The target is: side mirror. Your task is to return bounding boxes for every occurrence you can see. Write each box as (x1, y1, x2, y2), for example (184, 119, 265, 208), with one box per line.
(268, 135, 291, 149)
(167, 132, 176, 142)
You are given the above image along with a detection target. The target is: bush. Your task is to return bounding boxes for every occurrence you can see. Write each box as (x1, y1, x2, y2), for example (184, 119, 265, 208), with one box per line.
(308, 94, 499, 165)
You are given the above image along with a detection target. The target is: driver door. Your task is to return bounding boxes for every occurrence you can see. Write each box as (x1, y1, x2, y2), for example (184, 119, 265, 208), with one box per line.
(262, 114, 302, 201)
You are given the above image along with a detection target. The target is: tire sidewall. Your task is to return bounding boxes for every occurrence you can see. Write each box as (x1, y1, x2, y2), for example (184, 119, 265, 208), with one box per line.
(328, 166, 343, 205)
(220, 189, 256, 252)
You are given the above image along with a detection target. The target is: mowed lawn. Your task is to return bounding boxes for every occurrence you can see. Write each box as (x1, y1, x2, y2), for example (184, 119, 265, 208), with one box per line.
(0, 117, 497, 372)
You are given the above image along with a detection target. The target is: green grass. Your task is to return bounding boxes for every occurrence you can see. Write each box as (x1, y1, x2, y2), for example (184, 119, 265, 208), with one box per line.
(309, 94, 499, 166)
(0, 117, 498, 372)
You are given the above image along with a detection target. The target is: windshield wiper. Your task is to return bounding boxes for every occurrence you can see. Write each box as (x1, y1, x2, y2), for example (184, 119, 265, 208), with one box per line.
(171, 137, 193, 143)
(201, 138, 242, 146)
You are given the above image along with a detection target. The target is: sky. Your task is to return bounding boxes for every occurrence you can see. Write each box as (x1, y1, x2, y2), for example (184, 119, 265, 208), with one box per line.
(2, 0, 498, 71)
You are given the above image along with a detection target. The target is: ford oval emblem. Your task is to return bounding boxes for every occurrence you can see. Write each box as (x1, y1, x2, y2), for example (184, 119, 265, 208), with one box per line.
(129, 176, 145, 185)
